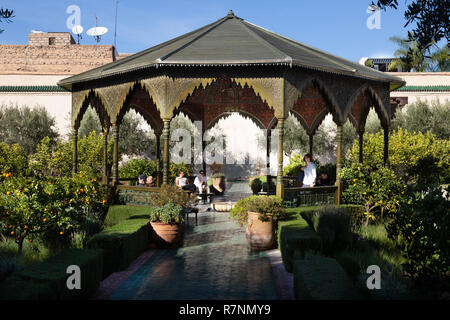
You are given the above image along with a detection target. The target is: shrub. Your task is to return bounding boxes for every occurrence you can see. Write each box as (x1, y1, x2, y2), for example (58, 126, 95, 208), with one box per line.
(278, 212, 321, 272)
(103, 205, 150, 228)
(0, 143, 28, 177)
(229, 195, 285, 227)
(87, 217, 150, 278)
(293, 253, 362, 300)
(0, 248, 103, 300)
(309, 206, 353, 255)
(119, 158, 156, 179)
(386, 185, 450, 294)
(283, 153, 305, 176)
(249, 177, 262, 194)
(0, 175, 110, 254)
(340, 163, 406, 225)
(148, 201, 184, 224)
(348, 128, 450, 184)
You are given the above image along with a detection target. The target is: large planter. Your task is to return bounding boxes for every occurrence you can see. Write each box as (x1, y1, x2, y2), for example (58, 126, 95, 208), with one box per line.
(245, 211, 275, 250)
(212, 201, 235, 212)
(150, 222, 184, 247)
(211, 176, 226, 195)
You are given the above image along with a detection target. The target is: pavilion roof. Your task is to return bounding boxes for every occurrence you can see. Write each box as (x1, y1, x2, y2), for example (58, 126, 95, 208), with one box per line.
(59, 10, 405, 90)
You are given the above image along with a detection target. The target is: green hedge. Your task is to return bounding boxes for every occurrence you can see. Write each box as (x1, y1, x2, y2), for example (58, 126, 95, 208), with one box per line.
(293, 254, 362, 300)
(103, 205, 150, 227)
(289, 204, 364, 229)
(0, 249, 103, 300)
(87, 211, 150, 279)
(278, 212, 321, 273)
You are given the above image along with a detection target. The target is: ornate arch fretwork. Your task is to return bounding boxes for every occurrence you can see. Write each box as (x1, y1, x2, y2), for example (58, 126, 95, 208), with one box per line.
(290, 82, 332, 135)
(72, 89, 111, 130)
(95, 82, 135, 124)
(231, 77, 284, 118)
(345, 83, 390, 129)
(284, 72, 344, 125)
(116, 83, 164, 134)
(141, 76, 214, 120)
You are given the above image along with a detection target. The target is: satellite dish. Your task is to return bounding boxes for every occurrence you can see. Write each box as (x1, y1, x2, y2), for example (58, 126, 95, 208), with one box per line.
(86, 26, 108, 44)
(72, 25, 83, 44)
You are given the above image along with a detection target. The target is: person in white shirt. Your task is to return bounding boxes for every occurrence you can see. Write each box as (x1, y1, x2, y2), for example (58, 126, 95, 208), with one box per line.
(302, 154, 317, 187)
(175, 170, 196, 192)
(194, 170, 210, 195)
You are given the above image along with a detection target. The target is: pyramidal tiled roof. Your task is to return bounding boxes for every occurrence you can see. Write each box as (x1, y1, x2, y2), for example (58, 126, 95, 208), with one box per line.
(59, 10, 404, 90)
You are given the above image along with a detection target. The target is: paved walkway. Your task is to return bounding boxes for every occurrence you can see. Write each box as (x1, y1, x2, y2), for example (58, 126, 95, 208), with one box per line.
(94, 181, 293, 300)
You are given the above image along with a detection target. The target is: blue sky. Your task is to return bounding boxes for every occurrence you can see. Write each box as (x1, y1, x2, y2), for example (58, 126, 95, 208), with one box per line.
(0, 0, 416, 62)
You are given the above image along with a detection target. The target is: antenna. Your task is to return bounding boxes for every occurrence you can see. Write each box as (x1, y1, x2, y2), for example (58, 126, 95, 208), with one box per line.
(72, 25, 83, 44)
(87, 15, 108, 44)
(114, 0, 120, 49)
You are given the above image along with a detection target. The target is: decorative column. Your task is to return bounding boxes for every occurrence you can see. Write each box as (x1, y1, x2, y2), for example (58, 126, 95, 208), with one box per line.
(102, 127, 109, 185)
(335, 124, 343, 205)
(358, 129, 364, 163)
(276, 118, 285, 198)
(112, 123, 120, 185)
(72, 127, 78, 175)
(266, 129, 271, 193)
(383, 125, 389, 166)
(162, 119, 171, 185)
(202, 139, 207, 174)
(155, 132, 161, 187)
(309, 134, 313, 157)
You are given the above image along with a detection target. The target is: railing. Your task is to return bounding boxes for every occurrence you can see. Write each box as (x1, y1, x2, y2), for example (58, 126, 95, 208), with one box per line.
(116, 185, 161, 206)
(283, 186, 337, 208)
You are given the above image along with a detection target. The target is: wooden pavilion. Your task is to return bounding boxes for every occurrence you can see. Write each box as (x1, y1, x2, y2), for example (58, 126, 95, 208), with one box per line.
(58, 10, 405, 204)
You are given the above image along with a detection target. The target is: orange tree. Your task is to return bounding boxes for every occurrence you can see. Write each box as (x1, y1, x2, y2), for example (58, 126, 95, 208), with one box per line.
(0, 174, 110, 254)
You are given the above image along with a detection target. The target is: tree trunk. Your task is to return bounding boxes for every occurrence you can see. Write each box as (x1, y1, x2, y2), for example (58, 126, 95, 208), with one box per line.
(17, 237, 24, 255)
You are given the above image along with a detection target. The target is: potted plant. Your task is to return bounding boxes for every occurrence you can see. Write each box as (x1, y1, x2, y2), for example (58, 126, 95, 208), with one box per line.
(249, 176, 263, 194)
(148, 185, 193, 247)
(230, 195, 286, 250)
(149, 201, 185, 246)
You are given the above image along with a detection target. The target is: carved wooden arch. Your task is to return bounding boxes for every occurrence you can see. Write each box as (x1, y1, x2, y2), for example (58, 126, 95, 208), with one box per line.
(141, 76, 215, 120)
(72, 89, 111, 130)
(204, 110, 267, 133)
(288, 78, 340, 135)
(116, 82, 163, 134)
(345, 83, 390, 129)
(285, 76, 343, 127)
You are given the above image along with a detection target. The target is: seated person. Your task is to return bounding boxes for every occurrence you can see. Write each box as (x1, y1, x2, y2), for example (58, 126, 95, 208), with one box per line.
(316, 172, 332, 186)
(194, 170, 210, 199)
(146, 175, 155, 187)
(302, 154, 317, 188)
(175, 170, 196, 193)
(194, 170, 210, 194)
(137, 174, 147, 187)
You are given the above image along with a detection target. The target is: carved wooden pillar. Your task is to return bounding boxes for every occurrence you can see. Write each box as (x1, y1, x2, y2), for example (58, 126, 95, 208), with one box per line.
(383, 125, 389, 166)
(102, 127, 109, 185)
(112, 123, 120, 185)
(358, 129, 364, 163)
(335, 124, 343, 205)
(276, 118, 285, 198)
(309, 134, 313, 157)
(155, 132, 161, 187)
(202, 139, 207, 174)
(72, 127, 78, 175)
(162, 119, 171, 185)
(266, 129, 271, 193)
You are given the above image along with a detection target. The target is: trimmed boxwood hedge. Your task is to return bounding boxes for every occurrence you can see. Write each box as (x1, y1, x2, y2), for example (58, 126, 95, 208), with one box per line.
(293, 254, 362, 300)
(278, 214, 321, 273)
(0, 248, 103, 300)
(103, 204, 150, 227)
(87, 213, 150, 279)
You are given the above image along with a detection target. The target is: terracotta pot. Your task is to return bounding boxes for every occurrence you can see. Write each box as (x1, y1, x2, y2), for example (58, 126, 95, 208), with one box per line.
(245, 211, 275, 250)
(150, 222, 183, 246)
